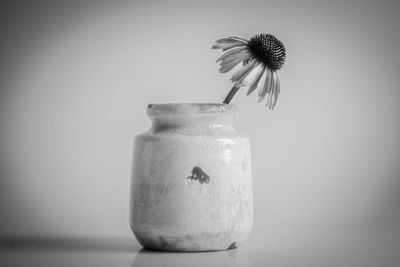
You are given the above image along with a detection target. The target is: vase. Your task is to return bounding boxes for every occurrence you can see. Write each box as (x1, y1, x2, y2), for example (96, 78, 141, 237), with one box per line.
(130, 103, 253, 251)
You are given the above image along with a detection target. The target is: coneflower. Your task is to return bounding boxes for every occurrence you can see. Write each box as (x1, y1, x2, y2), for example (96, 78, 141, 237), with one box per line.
(212, 33, 286, 109)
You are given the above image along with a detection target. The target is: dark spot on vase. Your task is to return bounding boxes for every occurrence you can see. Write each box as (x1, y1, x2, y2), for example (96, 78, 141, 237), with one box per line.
(227, 242, 237, 250)
(187, 167, 210, 184)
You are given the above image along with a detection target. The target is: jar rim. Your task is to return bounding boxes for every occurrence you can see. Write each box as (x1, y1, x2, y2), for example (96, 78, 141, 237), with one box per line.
(147, 103, 237, 116)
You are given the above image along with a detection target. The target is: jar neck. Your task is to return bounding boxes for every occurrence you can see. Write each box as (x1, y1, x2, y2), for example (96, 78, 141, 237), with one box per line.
(147, 103, 237, 134)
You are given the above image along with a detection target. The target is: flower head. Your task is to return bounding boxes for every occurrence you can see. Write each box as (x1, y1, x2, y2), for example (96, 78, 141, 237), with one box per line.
(212, 33, 286, 109)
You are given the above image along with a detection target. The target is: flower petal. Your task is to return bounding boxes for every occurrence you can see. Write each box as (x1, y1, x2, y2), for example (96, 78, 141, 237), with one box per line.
(219, 52, 252, 73)
(216, 47, 247, 63)
(228, 36, 249, 43)
(222, 43, 247, 51)
(247, 65, 265, 95)
(240, 63, 264, 87)
(220, 50, 250, 66)
(212, 42, 246, 50)
(255, 70, 266, 100)
(231, 59, 260, 84)
(236, 60, 261, 85)
(216, 37, 247, 44)
(258, 68, 272, 103)
(266, 72, 277, 109)
(271, 73, 280, 109)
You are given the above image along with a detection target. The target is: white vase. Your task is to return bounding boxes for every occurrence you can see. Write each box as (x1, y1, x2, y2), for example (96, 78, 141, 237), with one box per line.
(130, 103, 253, 251)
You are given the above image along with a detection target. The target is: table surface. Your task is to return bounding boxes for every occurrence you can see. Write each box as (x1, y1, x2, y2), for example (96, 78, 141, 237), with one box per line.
(1, 226, 399, 267)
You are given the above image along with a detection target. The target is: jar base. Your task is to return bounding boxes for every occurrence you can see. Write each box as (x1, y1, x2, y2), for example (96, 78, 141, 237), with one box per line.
(134, 232, 240, 252)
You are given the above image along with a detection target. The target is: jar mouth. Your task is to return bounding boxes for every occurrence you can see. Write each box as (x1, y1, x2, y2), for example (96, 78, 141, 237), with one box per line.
(147, 103, 237, 116)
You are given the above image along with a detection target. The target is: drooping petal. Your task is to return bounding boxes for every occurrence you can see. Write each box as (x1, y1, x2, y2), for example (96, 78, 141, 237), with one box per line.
(268, 71, 274, 94)
(236, 60, 261, 86)
(230, 59, 260, 84)
(219, 57, 249, 73)
(220, 49, 248, 65)
(258, 68, 272, 103)
(212, 42, 246, 50)
(222, 43, 247, 51)
(266, 72, 277, 109)
(216, 47, 247, 63)
(233, 63, 260, 86)
(255, 70, 267, 101)
(240, 63, 264, 87)
(211, 42, 233, 49)
(216, 37, 247, 44)
(220, 50, 250, 66)
(247, 65, 266, 95)
(228, 36, 249, 43)
(271, 72, 280, 109)
(219, 52, 252, 73)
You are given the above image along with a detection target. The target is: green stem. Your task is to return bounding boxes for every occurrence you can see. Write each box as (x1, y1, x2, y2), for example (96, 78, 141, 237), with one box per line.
(223, 85, 240, 104)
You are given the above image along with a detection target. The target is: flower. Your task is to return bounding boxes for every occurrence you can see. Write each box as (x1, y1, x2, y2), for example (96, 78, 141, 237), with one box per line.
(212, 33, 286, 109)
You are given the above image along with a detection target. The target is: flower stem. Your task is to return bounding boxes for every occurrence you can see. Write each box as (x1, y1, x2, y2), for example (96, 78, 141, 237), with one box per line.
(223, 85, 240, 104)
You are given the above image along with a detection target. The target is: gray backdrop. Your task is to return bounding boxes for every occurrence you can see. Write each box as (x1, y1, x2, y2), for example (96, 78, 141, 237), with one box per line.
(0, 0, 399, 247)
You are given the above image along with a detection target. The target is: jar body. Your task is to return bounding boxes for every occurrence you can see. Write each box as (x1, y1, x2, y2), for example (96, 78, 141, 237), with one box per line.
(130, 104, 253, 251)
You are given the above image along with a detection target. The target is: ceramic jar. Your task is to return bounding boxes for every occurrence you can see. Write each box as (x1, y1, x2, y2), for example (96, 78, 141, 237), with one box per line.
(130, 103, 253, 251)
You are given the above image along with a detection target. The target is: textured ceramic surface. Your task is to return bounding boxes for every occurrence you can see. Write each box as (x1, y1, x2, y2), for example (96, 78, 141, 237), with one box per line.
(130, 103, 253, 251)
